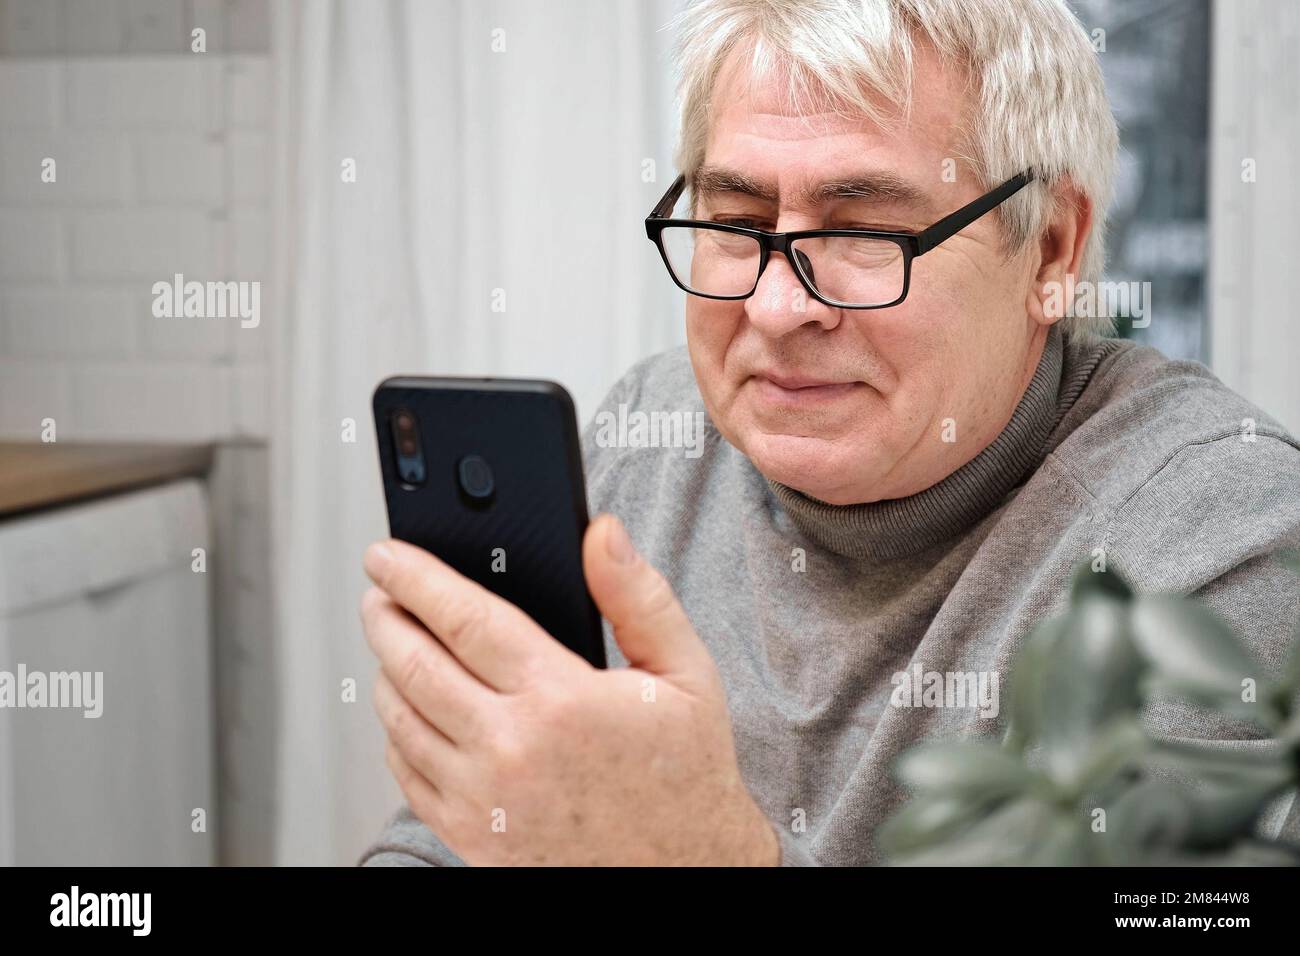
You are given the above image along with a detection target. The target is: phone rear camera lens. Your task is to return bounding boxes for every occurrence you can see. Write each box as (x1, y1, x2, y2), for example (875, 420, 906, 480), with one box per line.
(457, 455, 495, 501)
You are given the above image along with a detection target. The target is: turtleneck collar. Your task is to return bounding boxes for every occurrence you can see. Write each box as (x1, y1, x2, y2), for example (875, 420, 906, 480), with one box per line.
(766, 325, 1102, 560)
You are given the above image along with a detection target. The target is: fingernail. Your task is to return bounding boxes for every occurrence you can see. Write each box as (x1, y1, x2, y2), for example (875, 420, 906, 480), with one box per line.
(364, 541, 394, 579)
(605, 517, 637, 565)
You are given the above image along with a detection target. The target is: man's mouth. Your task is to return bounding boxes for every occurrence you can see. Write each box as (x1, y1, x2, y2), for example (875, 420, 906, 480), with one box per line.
(751, 372, 863, 406)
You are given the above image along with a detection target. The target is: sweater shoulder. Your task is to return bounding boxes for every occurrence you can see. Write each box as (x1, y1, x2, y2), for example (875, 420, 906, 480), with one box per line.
(1046, 340, 1300, 589)
(595, 344, 702, 415)
(580, 345, 717, 504)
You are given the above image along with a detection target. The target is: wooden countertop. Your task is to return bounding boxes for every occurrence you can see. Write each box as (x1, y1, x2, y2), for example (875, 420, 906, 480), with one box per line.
(0, 442, 215, 519)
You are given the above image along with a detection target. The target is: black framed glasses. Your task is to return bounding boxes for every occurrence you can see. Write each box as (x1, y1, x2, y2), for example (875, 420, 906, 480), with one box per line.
(644, 169, 1034, 309)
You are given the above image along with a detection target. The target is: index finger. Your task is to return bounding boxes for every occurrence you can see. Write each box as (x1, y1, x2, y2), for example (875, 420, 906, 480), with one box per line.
(363, 538, 581, 691)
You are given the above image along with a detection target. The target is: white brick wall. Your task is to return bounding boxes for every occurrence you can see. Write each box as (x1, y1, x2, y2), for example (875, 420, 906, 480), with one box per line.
(0, 0, 270, 57)
(0, 54, 271, 441)
(0, 60, 59, 125)
(138, 133, 225, 204)
(1, 5, 275, 867)
(0, 210, 65, 279)
(2, 288, 137, 356)
(73, 209, 222, 277)
(67, 59, 222, 130)
(1, 132, 133, 204)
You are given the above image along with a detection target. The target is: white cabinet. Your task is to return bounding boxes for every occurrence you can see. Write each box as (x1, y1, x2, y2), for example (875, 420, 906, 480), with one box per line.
(0, 479, 215, 865)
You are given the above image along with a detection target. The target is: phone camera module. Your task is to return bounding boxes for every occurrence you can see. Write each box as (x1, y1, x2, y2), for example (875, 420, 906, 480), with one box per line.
(390, 407, 426, 488)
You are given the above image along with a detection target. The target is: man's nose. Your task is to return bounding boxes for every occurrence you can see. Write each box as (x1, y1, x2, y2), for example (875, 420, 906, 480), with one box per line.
(744, 249, 840, 336)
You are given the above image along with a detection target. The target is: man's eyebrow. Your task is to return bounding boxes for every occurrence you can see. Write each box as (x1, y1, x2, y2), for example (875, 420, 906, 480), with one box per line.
(693, 166, 778, 203)
(693, 164, 931, 211)
(805, 175, 929, 209)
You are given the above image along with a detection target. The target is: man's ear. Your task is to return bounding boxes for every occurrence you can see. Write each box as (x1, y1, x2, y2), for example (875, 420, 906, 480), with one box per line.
(1025, 178, 1093, 328)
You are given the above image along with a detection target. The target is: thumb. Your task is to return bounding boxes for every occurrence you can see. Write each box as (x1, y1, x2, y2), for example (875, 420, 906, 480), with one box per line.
(583, 513, 713, 680)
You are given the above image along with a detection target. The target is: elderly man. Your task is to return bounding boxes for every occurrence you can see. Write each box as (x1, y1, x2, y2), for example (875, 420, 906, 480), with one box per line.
(359, 0, 1300, 865)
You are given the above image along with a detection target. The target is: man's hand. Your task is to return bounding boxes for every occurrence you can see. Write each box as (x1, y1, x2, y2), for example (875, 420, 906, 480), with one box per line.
(360, 513, 779, 866)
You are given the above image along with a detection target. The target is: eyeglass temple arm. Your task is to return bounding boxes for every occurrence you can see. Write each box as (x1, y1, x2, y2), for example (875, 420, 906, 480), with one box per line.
(913, 171, 1035, 256)
(648, 173, 688, 220)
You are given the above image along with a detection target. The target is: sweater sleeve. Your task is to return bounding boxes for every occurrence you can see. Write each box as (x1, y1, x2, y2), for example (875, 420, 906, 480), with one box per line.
(1170, 555, 1300, 850)
(774, 822, 821, 866)
(359, 811, 819, 867)
(357, 805, 466, 867)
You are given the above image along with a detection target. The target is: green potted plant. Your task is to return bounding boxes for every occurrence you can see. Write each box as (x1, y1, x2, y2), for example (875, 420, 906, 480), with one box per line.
(881, 555, 1300, 865)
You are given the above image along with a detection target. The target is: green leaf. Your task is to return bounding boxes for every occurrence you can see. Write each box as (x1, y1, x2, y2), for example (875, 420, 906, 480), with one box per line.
(1023, 813, 1096, 866)
(1145, 736, 1290, 781)
(885, 552, 1300, 866)
(887, 797, 1057, 866)
(1279, 709, 1300, 746)
(1130, 595, 1266, 702)
(1069, 561, 1134, 604)
(1281, 551, 1300, 697)
(1182, 774, 1294, 849)
(1037, 592, 1145, 782)
(881, 740, 1040, 856)
(1144, 674, 1284, 732)
(1067, 720, 1149, 794)
(1002, 615, 1067, 753)
(1283, 643, 1300, 698)
(877, 793, 993, 855)
(894, 740, 1035, 798)
(1100, 779, 1194, 863)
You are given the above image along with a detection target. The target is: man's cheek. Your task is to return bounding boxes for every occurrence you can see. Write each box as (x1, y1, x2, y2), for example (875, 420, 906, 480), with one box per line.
(686, 317, 741, 416)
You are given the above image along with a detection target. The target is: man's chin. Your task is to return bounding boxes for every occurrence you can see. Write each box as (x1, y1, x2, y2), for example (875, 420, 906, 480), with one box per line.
(741, 431, 872, 505)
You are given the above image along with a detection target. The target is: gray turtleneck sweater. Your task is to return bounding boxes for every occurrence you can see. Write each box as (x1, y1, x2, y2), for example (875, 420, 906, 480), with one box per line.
(362, 329, 1300, 865)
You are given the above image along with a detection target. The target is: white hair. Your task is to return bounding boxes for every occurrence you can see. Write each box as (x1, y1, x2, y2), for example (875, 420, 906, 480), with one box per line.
(668, 0, 1119, 338)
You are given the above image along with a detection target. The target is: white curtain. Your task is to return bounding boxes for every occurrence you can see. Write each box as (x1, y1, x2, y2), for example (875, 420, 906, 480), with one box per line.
(1209, 0, 1300, 434)
(269, 0, 684, 864)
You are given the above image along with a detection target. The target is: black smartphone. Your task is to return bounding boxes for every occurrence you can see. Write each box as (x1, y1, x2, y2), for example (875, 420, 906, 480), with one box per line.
(372, 376, 606, 669)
